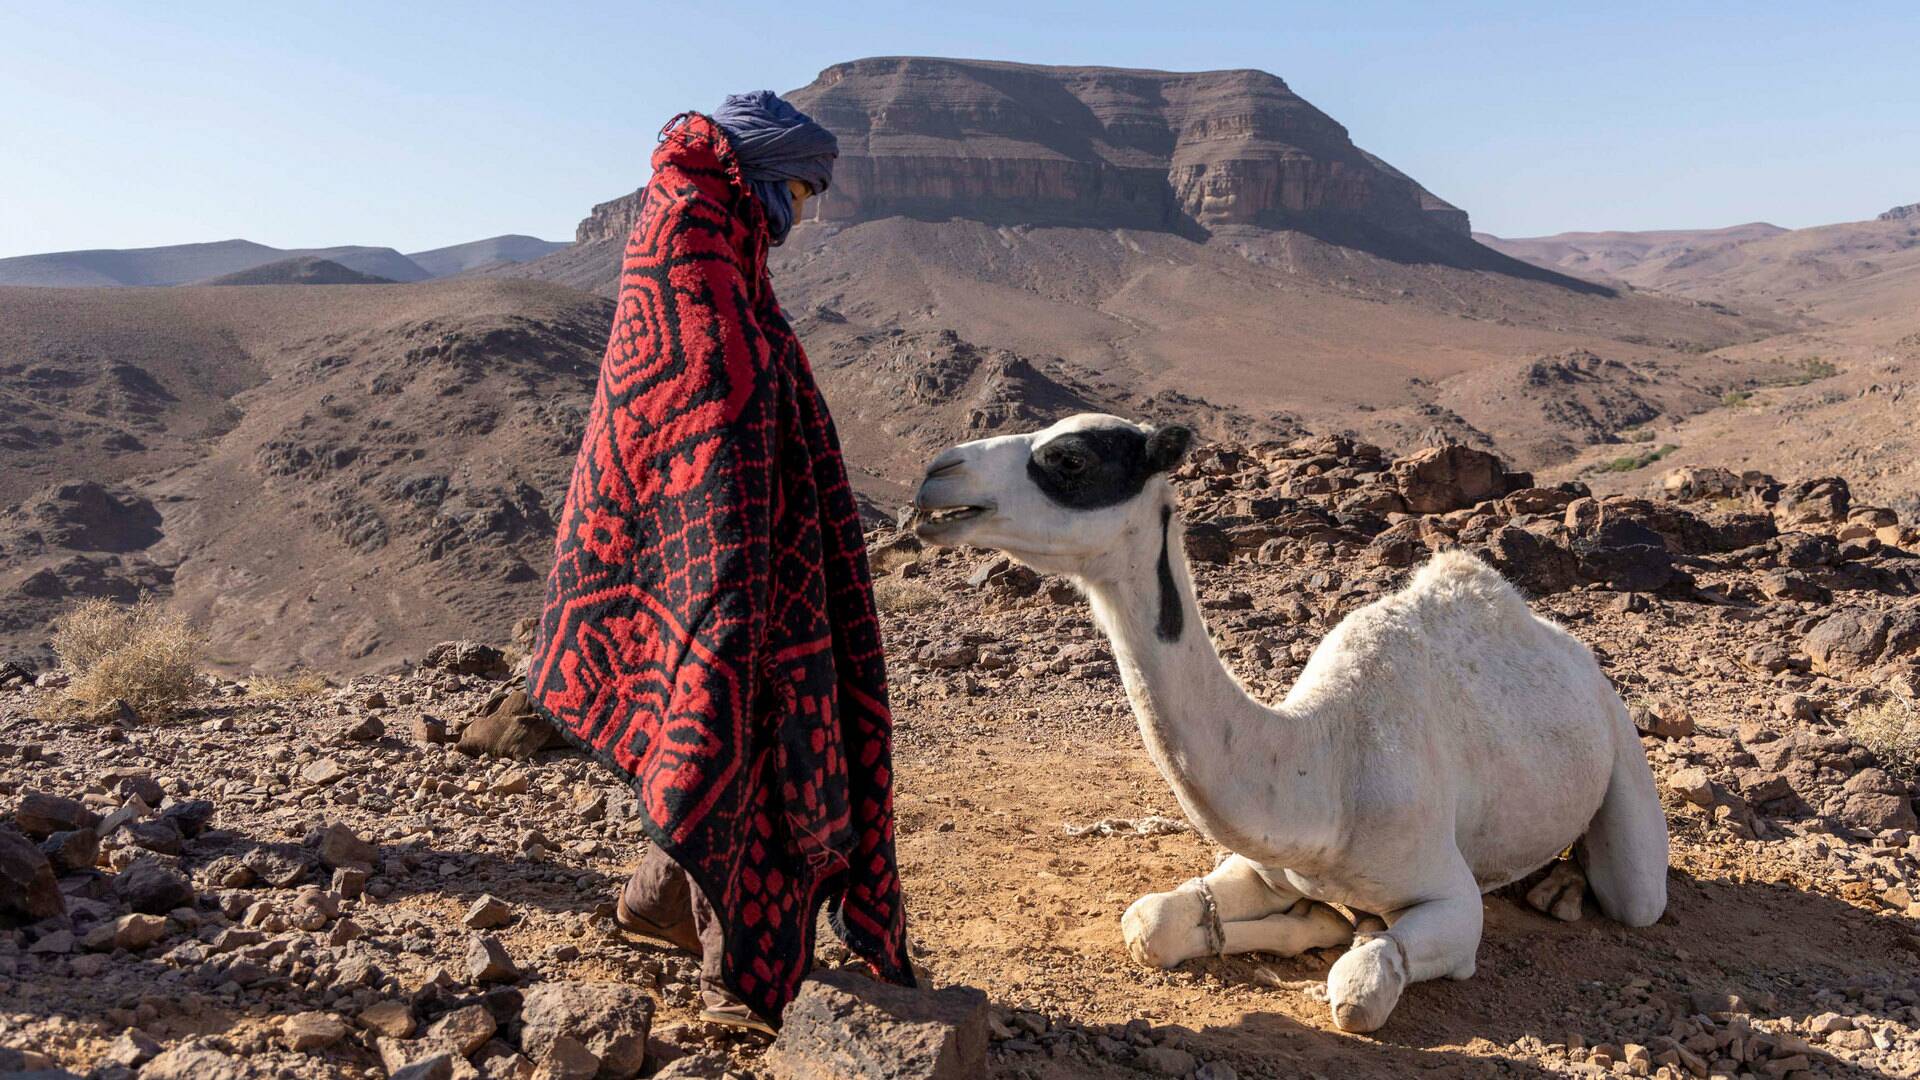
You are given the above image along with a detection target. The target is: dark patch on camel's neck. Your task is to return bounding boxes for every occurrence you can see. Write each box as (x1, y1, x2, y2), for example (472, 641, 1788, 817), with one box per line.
(1156, 507, 1183, 643)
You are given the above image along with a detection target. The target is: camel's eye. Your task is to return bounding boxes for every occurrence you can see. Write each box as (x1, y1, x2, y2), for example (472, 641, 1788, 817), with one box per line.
(1038, 445, 1091, 480)
(1027, 427, 1150, 509)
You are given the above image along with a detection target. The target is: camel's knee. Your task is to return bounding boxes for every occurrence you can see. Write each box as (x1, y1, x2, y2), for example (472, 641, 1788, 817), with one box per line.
(1121, 888, 1209, 968)
(1326, 934, 1407, 1033)
(1594, 878, 1666, 928)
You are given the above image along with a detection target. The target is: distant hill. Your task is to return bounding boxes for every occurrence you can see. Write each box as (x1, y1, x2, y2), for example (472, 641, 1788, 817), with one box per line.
(0, 239, 433, 287)
(1474, 223, 1790, 287)
(406, 235, 567, 278)
(1480, 206, 1920, 311)
(199, 256, 395, 286)
(0, 239, 287, 287)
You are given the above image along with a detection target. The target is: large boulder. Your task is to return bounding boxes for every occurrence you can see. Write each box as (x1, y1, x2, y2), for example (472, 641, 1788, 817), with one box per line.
(1388, 445, 1508, 514)
(1803, 606, 1920, 677)
(1662, 466, 1742, 502)
(765, 970, 988, 1080)
(115, 857, 195, 914)
(0, 828, 65, 923)
(422, 640, 513, 680)
(518, 982, 656, 1079)
(1831, 769, 1919, 833)
(1774, 477, 1850, 527)
(13, 792, 100, 839)
(1479, 526, 1581, 596)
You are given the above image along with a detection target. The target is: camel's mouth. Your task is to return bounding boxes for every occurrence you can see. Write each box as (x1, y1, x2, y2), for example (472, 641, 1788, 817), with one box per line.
(910, 501, 994, 542)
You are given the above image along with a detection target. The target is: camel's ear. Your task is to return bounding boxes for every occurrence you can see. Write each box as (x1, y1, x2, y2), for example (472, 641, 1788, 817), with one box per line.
(1146, 424, 1194, 473)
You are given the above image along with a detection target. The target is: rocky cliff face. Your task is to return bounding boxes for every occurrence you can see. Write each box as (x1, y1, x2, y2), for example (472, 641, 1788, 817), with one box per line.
(791, 58, 1467, 237)
(574, 57, 1468, 246)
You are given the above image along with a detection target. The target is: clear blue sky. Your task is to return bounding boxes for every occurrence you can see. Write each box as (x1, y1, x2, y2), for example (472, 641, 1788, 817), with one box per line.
(2, 2, 1915, 259)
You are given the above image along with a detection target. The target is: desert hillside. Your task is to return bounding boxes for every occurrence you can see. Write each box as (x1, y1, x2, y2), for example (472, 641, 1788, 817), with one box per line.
(3, 56, 1817, 677)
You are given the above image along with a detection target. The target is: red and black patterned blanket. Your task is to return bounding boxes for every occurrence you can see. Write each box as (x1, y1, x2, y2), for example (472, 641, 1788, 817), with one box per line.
(527, 113, 911, 1021)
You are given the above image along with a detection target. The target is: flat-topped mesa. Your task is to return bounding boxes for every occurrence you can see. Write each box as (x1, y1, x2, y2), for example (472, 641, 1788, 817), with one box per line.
(788, 57, 1467, 237)
(574, 57, 1468, 245)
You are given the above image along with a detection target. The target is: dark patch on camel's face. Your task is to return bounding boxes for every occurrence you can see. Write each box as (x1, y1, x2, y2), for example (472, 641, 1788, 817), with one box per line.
(1026, 424, 1193, 510)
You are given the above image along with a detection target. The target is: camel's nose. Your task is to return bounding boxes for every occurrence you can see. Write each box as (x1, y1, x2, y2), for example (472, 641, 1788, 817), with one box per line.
(923, 448, 967, 481)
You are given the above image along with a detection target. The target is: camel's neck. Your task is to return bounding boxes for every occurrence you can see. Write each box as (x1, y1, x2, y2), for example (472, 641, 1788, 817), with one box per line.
(1082, 509, 1326, 859)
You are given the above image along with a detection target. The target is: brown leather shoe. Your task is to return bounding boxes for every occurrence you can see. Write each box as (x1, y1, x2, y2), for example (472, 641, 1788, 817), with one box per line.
(698, 993, 776, 1037)
(614, 872, 702, 955)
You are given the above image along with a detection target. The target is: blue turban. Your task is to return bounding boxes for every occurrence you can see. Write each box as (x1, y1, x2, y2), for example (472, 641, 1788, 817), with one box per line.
(711, 90, 838, 246)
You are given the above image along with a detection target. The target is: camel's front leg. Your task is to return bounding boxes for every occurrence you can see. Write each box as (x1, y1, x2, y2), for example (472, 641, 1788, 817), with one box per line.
(1325, 863, 1482, 1033)
(1123, 855, 1345, 967)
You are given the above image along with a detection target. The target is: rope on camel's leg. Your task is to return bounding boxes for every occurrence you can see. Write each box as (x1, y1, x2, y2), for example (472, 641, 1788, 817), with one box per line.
(1185, 876, 1227, 958)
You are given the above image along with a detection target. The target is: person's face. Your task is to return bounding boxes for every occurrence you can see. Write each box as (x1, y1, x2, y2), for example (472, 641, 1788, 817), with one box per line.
(787, 178, 813, 216)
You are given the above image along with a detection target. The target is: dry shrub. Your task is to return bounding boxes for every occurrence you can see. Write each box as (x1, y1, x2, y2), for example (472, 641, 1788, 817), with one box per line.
(52, 597, 204, 715)
(1847, 696, 1920, 780)
(246, 670, 330, 700)
(873, 577, 941, 614)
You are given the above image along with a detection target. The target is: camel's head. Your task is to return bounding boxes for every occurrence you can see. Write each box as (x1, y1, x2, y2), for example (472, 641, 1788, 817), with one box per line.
(911, 414, 1193, 580)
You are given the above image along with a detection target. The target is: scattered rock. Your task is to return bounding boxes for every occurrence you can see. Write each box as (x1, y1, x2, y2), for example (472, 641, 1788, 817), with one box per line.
(1138, 1045, 1199, 1076)
(141, 1045, 259, 1080)
(103, 1028, 162, 1068)
(766, 969, 988, 1080)
(1390, 445, 1509, 514)
(534, 1036, 602, 1080)
(1667, 768, 1715, 807)
(0, 828, 65, 921)
(161, 799, 217, 837)
(301, 757, 349, 786)
(464, 893, 513, 930)
(389, 1053, 457, 1080)
(424, 640, 513, 679)
(359, 1000, 416, 1038)
(13, 790, 99, 837)
(124, 816, 185, 855)
(412, 715, 449, 745)
(115, 857, 194, 913)
(1632, 700, 1695, 739)
(283, 1011, 350, 1051)
(519, 981, 656, 1079)
(316, 822, 377, 869)
(82, 912, 168, 951)
(425, 1003, 497, 1056)
(466, 932, 518, 983)
(1774, 476, 1849, 526)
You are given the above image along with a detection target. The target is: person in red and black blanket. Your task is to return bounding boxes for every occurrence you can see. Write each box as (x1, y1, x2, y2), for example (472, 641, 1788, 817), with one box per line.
(526, 91, 913, 1034)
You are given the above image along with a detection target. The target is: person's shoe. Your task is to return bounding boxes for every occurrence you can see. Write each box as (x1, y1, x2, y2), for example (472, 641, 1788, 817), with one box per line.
(613, 880, 701, 954)
(698, 992, 776, 1037)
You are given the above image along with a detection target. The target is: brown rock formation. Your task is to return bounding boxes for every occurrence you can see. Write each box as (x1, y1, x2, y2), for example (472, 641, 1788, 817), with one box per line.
(576, 57, 1471, 247)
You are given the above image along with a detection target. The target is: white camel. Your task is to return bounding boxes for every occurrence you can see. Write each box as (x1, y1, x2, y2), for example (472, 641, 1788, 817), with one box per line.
(910, 414, 1669, 1032)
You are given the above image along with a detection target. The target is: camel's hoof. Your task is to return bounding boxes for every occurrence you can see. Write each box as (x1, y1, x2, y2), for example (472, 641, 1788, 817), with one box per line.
(1525, 861, 1588, 923)
(1121, 889, 1206, 969)
(1326, 935, 1406, 1033)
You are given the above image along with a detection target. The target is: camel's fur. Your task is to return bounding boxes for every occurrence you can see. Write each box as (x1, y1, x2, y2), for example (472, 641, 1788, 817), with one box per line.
(912, 414, 1669, 1032)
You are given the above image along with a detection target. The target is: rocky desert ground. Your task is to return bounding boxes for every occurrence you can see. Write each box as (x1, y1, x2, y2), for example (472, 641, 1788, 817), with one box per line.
(5, 432, 1920, 1080)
